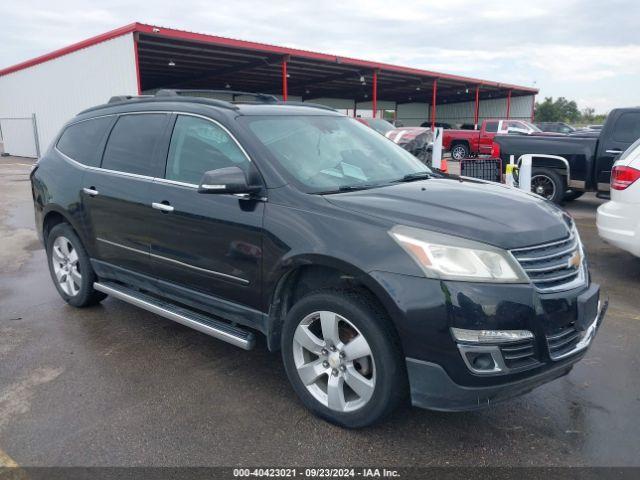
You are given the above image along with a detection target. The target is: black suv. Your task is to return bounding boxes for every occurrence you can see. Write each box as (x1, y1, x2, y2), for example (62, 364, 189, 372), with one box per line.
(31, 91, 607, 428)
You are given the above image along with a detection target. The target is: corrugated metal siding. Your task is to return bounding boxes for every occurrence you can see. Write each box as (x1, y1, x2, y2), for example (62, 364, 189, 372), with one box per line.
(0, 34, 138, 157)
(397, 102, 430, 126)
(0, 118, 38, 157)
(397, 95, 534, 127)
(437, 95, 534, 124)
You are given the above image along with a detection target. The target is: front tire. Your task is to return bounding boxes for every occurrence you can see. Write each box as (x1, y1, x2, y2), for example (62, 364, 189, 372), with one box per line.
(450, 143, 469, 160)
(530, 168, 565, 203)
(281, 289, 407, 428)
(46, 223, 106, 307)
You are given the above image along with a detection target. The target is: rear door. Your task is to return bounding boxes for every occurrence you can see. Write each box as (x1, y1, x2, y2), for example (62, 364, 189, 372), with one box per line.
(596, 110, 640, 191)
(147, 113, 265, 310)
(82, 113, 170, 275)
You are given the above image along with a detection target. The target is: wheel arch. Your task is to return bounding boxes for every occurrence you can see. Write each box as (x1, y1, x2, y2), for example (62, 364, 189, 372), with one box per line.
(42, 206, 81, 242)
(529, 154, 571, 181)
(265, 255, 402, 352)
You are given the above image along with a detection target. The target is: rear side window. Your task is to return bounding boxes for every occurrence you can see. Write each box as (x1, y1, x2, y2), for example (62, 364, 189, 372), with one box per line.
(612, 112, 640, 143)
(484, 121, 498, 133)
(56, 117, 112, 167)
(102, 114, 167, 176)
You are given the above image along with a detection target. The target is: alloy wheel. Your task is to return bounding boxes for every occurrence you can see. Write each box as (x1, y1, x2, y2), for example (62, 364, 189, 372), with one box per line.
(531, 174, 556, 200)
(451, 145, 466, 160)
(51, 236, 82, 296)
(292, 311, 376, 413)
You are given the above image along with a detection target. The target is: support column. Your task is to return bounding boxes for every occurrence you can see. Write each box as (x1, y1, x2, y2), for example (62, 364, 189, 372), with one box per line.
(431, 79, 437, 130)
(530, 95, 536, 121)
(506, 90, 512, 119)
(474, 85, 480, 128)
(281, 56, 289, 101)
(372, 70, 378, 118)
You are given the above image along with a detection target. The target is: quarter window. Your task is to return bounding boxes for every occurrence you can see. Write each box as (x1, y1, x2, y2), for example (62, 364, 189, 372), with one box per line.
(102, 114, 167, 176)
(56, 117, 112, 167)
(165, 115, 249, 185)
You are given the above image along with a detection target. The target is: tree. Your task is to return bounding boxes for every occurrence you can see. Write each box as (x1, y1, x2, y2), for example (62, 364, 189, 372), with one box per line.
(534, 97, 580, 122)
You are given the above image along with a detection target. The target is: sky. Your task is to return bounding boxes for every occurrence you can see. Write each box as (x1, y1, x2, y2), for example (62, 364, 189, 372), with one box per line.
(1, 0, 638, 114)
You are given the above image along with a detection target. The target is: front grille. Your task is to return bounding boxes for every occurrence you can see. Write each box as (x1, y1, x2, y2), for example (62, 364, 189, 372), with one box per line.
(511, 234, 585, 293)
(500, 339, 539, 370)
(546, 323, 581, 360)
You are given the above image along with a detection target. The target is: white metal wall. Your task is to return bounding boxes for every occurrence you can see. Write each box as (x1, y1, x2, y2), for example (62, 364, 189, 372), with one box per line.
(0, 34, 138, 157)
(396, 95, 534, 127)
(0, 117, 38, 157)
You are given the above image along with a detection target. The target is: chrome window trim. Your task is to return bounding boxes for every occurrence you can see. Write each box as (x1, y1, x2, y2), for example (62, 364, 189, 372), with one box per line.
(54, 110, 255, 184)
(96, 237, 249, 285)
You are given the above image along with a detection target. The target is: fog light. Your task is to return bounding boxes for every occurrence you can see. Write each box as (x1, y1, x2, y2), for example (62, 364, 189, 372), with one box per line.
(457, 345, 506, 375)
(469, 352, 495, 370)
(451, 328, 533, 344)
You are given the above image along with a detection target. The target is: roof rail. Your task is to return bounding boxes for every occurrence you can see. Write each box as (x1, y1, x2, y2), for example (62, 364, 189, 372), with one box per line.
(155, 89, 279, 103)
(107, 95, 153, 103)
(276, 101, 337, 112)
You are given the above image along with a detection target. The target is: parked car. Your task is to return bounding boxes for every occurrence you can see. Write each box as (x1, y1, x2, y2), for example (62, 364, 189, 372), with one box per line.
(493, 108, 640, 203)
(355, 117, 395, 135)
(443, 119, 543, 160)
(31, 91, 606, 428)
(597, 138, 640, 257)
(420, 121, 453, 129)
(385, 126, 434, 164)
(536, 122, 575, 134)
(588, 124, 604, 131)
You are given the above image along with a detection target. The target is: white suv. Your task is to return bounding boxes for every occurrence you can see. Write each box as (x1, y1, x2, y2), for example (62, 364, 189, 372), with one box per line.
(597, 138, 640, 257)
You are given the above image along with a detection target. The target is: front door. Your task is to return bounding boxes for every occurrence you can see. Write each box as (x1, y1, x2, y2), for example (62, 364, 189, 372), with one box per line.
(596, 111, 640, 191)
(147, 114, 264, 311)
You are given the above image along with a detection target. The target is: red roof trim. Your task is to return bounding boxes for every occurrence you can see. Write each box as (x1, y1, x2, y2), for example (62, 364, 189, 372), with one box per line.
(0, 22, 538, 94)
(0, 23, 139, 76)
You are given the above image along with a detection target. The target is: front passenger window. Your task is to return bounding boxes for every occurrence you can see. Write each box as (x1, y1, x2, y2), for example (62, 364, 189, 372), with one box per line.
(165, 115, 250, 184)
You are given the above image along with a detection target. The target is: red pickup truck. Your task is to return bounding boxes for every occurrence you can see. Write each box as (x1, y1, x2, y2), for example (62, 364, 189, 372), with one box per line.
(443, 119, 542, 159)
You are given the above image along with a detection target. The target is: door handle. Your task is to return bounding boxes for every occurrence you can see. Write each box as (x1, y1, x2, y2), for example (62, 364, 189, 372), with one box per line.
(83, 187, 99, 196)
(606, 149, 623, 155)
(152, 202, 174, 213)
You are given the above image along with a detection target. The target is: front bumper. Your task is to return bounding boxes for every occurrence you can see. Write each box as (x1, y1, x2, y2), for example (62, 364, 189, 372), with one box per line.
(406, 299, 608, 411)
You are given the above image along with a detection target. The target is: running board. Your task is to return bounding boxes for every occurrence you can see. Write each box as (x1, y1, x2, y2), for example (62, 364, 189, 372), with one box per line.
(94, 282, 256, 350)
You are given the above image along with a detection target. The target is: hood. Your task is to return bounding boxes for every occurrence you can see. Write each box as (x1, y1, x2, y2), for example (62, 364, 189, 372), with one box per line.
(324, 177, 571, 249)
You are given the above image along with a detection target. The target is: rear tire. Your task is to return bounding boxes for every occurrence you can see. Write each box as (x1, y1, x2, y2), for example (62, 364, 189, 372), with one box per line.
(46, 223, 106, 307)
(450, 143, 469, 160)
(281, 289, 407, 428)
(530, 168, 565, 203)
(563, 190, 584, 202)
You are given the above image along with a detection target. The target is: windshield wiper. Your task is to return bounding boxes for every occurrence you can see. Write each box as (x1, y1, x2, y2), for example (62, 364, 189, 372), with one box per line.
(392, 171, 432, 183)
(314, 184, 381, 195)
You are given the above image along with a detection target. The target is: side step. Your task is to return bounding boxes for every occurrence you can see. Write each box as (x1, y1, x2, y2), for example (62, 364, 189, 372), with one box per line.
(94, 282, 256, 350)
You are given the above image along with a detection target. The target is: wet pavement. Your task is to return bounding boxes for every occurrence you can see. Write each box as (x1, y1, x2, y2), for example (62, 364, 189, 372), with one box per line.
(0, 156, 638, 467)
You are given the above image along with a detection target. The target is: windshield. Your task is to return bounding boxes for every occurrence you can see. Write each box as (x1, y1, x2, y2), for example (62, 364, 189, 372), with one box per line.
(525, 121, 543, 132)
(367, 119, 395, 135)
(242, 115, 431, 193)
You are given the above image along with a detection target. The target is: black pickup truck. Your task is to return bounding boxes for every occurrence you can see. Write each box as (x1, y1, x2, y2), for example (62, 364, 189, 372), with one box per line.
(493, 108, 640, 203)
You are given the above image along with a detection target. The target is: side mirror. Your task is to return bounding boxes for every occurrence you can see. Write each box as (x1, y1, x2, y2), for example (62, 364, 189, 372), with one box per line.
(198, 166, 261, 195)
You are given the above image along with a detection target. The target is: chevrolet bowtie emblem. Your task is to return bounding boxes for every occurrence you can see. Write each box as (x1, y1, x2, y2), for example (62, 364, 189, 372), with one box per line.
(568, 250, 582, 269)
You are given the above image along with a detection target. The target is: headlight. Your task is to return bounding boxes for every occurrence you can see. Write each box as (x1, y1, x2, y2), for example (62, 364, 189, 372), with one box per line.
(389, 225, 528, 283)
